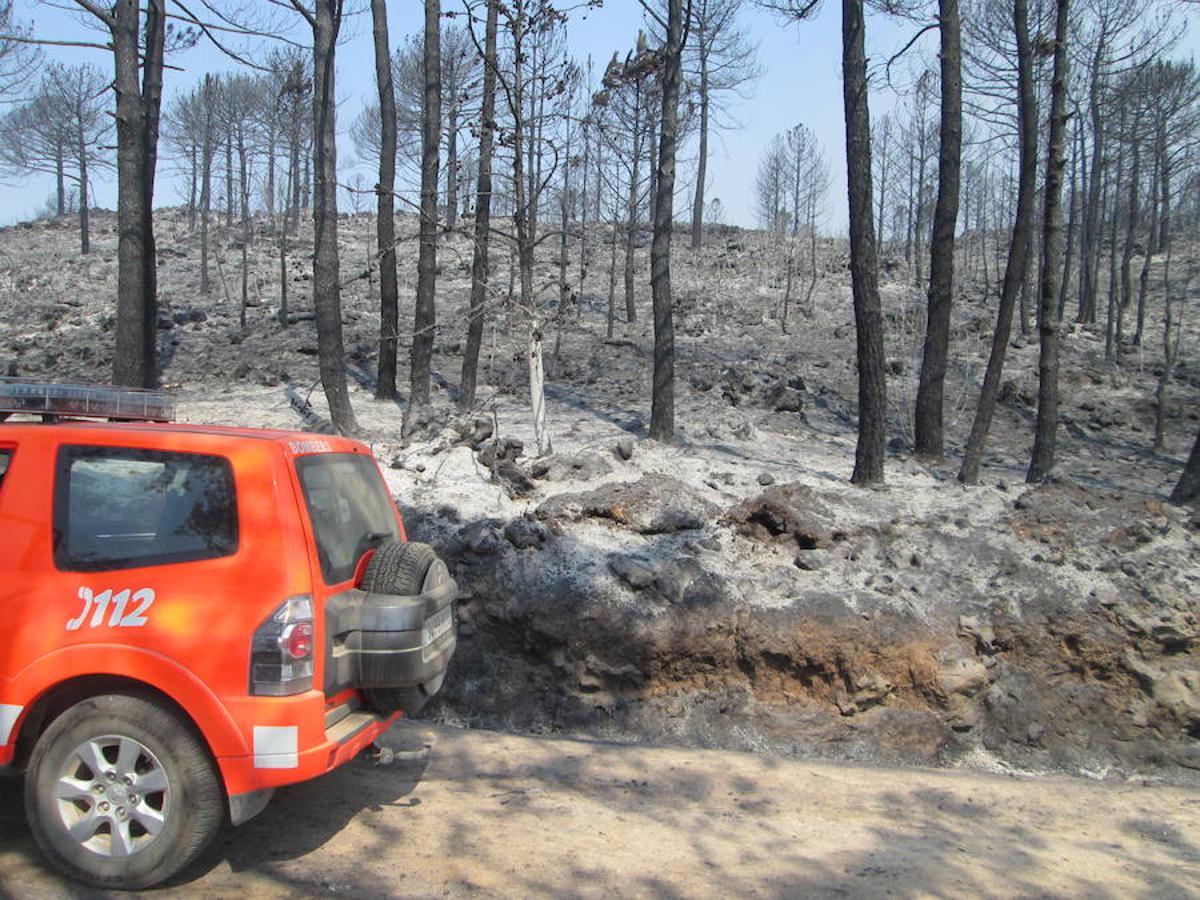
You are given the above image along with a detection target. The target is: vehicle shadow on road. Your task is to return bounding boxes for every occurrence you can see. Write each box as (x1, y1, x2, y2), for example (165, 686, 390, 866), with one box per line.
(196, 725, 433, 893)
(0, 724, 433, 896)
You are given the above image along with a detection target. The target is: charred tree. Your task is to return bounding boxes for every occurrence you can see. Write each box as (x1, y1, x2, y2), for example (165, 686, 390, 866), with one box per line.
(959, 0, 1037, 485)
(410, 0, 442, 412)
(460, 0, 498, 412)
(371, 0, 400, 401)
(1027, 0, 1071, 484)
(308, 0, 358, 434)
(843, 0, 886, 484)
(913, 0, 962, 459)
(649, 0, 685, 442)
(1170, 427, 1200, 506)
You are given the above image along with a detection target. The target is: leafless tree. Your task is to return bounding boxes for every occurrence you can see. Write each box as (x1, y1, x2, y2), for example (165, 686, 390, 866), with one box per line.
(1073, 0, 1178, 325)
(370, 0, 400, 401)
(409, 0, 442, 422)
(0, 63, 111, 253)
(282, 0, 359, 434)
(912, 0, 962, 460)
(460, 0, 499, 412)
(0, 1, 37, 99)
(1026, 0, 1070, 483)
(755, 134, 788, 230)
(686, 0, 761, 249)
(394, 24, 482, 226)
(959, 0, 1038, 484)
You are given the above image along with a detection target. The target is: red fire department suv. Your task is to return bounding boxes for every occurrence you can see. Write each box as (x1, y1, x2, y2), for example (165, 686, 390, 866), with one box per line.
(0, 381, 456, 889)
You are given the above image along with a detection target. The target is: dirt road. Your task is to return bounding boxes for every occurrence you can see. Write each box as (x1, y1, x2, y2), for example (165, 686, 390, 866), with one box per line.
(2, 723, 1198, 897)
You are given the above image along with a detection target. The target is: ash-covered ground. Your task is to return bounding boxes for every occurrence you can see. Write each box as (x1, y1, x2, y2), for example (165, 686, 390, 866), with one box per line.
(3, 208, 1197, 782)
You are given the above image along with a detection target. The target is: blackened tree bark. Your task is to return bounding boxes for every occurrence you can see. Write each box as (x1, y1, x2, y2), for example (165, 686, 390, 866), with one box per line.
(460, 0, 498, 412)
(1027, 0, 1070, 484)
(410, 0, 441, 410)
(959, 0, 1036, 485)
(1077, 40, 1105, 325)
(842, 0, 886, 484)
(371, 0, 400, 401)
(649, 0, 684, 442)
(690, 16, 709, 250)
(199, 76, 216, 295)
(138, 0, 165, 386)
(624, 79, 643, 324)
(59, 0, 164, 385)
(109, 0, 153, 387)
(913, 0, 961, 460)
(309, 0, 358, 434)
(1170, 426, 1200, 505)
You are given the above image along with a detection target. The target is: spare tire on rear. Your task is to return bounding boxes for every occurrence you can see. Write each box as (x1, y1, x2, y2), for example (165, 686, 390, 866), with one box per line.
(361, 541, 440, 598)
(358, 541, 453, 717)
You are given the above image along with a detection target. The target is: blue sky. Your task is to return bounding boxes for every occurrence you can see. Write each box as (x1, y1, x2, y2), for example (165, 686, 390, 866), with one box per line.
(2, 1, 1196, 232)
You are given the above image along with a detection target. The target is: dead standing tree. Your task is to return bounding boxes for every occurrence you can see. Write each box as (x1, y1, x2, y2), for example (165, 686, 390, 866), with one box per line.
(1026, 0, 1070, 483)
(600, 0, 687, 442)
(958, 0, 1038, 485)
(0, 63, 112, 254)
(460, 0, 500, 412)
(686, 0, 761, 250)
(470, 0, 574, 455)
(1171, 427, 1200, 506)
(284, 0, 359, 434)
(408, 0, 442, 429)
(53, 0, 169, 389)
(913, 0, 963, 460)
(370, 0, 400, 401)
(759, 0, 886, 483)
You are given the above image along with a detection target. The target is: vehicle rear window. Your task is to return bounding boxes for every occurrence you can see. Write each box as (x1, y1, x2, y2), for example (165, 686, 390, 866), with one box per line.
(54, 446, 238, 572)
(0, 449, 10, 489)
(295, 453, 400, 585)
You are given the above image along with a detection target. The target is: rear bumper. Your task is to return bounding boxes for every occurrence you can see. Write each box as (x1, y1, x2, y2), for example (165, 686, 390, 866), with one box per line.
(217, 696, 398, 798)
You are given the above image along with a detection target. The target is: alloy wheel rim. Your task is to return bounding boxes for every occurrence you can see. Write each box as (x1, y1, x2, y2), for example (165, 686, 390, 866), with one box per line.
(53, 734, 170, 858)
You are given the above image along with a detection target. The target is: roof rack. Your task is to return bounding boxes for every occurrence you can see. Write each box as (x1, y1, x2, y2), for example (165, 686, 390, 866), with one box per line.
(0, 379, 176, 423)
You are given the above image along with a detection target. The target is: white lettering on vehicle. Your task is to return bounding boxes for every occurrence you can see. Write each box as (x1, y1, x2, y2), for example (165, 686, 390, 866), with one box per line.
(66, 587, 155, 631)
(288, 439, 331, 454)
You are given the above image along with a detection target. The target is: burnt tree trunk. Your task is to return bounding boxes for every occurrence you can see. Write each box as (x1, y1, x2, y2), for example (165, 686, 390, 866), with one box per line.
(1117, 115, 1141, 348)
(372, 0, 400, 401)
(959, 0, 1037, 485)
(913, 0, 962, 459)
(1170, 426, 1200, 505)
(76, 119, 90, 256)
(624, 79, 642, 324)
(1078, 43, 1104, 325)
(1027, 0, 1071, 484)
(460, 0, 498, 412)
(446, 100, 459, 230)
(410, 0, 442, 410)
(690, 23, 708, 251)
(649, 0, 684, 442)
(311, 0, 358, 434)
(110, 0, 153, 388)
(238, 126, 249, 330)
(842, 0, 887, 484)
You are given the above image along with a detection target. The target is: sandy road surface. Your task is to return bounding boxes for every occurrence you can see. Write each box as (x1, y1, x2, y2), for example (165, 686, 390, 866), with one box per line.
(2, 723, 1198, 898)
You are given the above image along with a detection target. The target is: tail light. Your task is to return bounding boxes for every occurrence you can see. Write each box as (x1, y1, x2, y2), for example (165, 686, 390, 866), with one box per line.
(250, 595, 314, 696)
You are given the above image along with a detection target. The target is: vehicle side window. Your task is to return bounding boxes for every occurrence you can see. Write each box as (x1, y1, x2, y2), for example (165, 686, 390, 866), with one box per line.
(54, 446, 238, 572)
(0, 449, 10, 489)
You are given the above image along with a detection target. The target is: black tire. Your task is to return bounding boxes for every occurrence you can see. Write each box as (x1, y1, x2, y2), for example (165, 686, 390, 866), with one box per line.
(359, 540, 439, 597)
(360, 541, 450, 716)
(24, 694, 223, 890)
